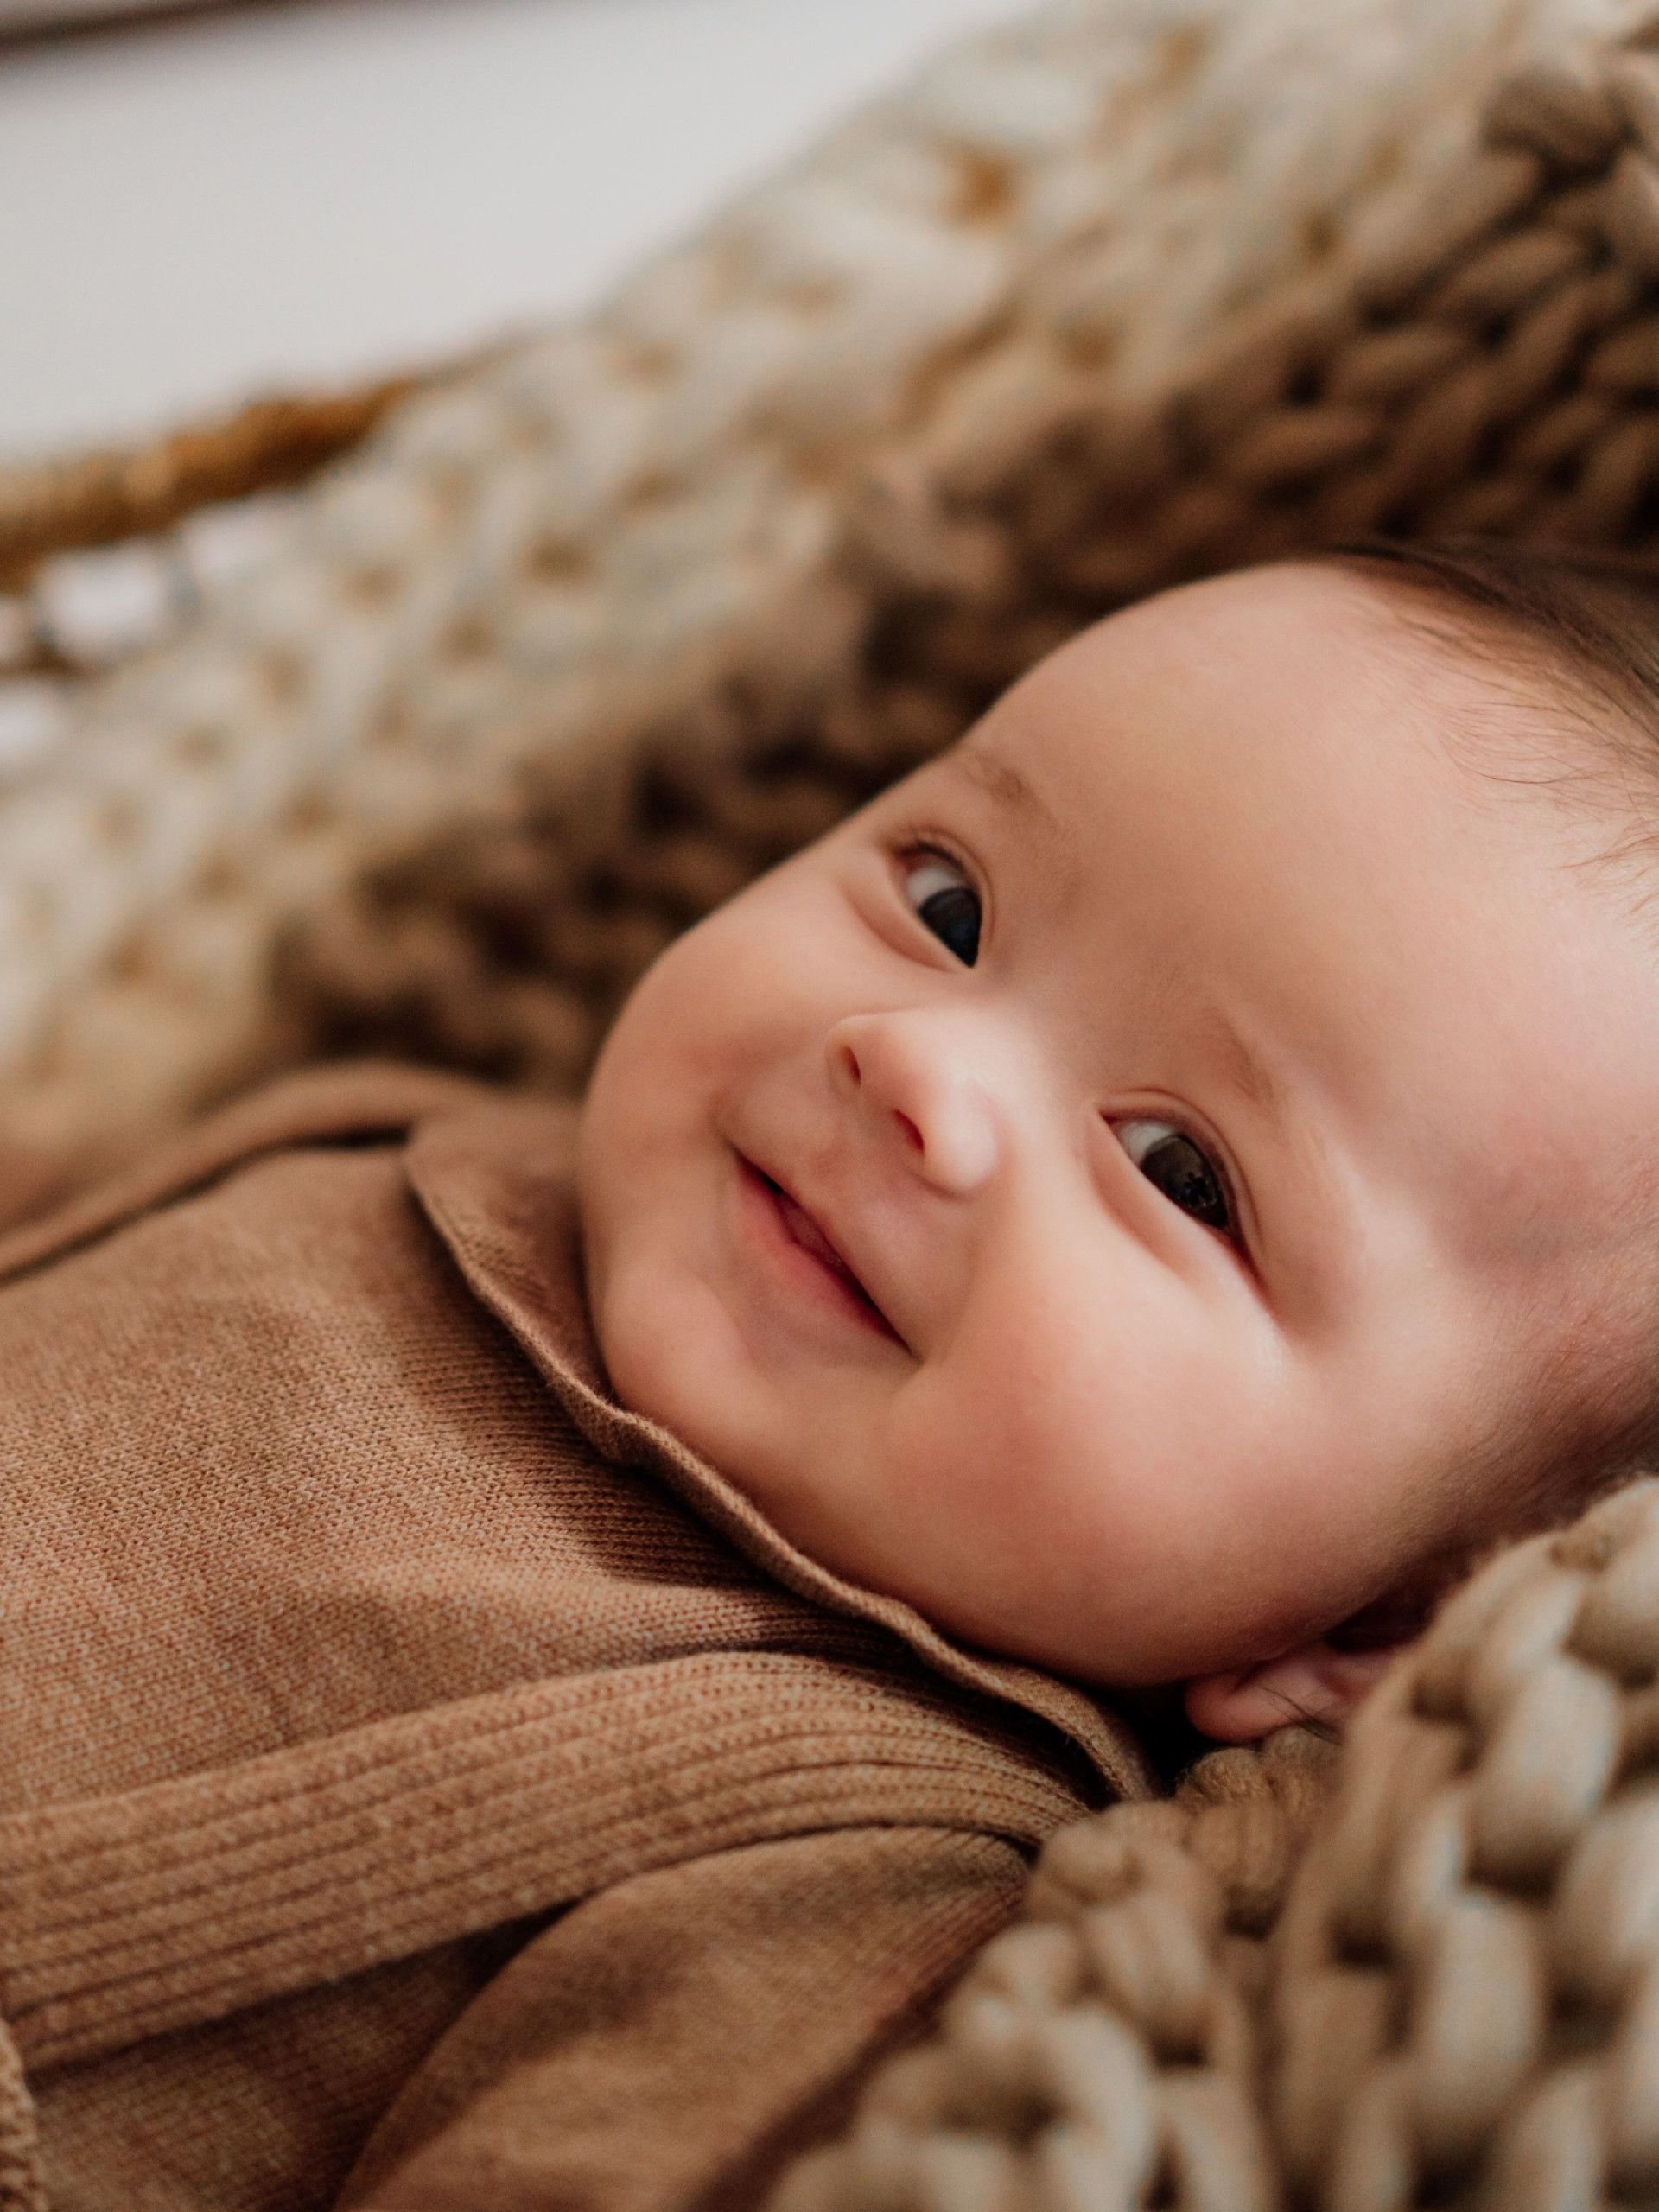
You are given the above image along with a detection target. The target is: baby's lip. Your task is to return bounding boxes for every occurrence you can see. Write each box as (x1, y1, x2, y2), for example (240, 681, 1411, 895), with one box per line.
(742, 1153, 905, 1345)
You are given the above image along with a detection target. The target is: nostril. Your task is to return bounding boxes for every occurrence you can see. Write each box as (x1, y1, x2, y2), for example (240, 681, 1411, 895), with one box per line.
(894, 1111, 924, 1154)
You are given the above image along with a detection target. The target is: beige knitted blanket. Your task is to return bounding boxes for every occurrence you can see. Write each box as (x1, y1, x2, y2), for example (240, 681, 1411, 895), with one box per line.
(7, 0, 1659, 1211)
(772, 1476, 1659, 2210)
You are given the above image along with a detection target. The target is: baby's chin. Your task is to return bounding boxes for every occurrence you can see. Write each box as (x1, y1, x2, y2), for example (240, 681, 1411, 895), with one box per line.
(585, 1248, 774, 1466)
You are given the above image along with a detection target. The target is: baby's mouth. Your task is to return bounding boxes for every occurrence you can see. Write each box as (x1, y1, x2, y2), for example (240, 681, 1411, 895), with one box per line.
(769, 1181, 867, 1294)
(748, 1162, 903, 1342)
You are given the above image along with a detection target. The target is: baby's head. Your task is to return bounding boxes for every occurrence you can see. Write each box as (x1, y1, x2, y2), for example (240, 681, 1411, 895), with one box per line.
(575, 547, 1659, 1741)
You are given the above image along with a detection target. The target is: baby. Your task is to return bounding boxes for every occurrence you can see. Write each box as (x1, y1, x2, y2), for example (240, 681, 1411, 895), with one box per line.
(579, 544, 1659, 1743)
(3, 540, 1657, 2212)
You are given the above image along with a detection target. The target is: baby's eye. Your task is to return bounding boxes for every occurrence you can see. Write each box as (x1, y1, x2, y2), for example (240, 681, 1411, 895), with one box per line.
(899, 846, 981, 967)
(1113, 1118, 1233, 1235)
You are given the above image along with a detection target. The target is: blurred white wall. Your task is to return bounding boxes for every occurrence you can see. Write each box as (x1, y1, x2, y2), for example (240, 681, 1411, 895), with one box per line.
(0, 0, 1021, 457)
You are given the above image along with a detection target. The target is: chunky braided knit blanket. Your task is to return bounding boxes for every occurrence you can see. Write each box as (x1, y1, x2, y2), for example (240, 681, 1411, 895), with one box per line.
(772, 1477, 1659, 2211)
(6, 0, 1659, 1203)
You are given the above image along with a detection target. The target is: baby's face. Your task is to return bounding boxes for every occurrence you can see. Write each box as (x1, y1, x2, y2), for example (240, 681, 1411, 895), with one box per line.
(576, 563, 1659, 1721)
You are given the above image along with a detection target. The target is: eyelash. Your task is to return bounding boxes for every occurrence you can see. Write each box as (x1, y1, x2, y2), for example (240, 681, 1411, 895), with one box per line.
(881, 822, 1250, 1257)
(886, 823, 979, 905)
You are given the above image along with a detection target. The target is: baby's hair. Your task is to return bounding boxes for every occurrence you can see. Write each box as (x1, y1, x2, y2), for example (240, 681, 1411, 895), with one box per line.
(1322, 533, 1659, 700)
(1318, 535, 1659, 878)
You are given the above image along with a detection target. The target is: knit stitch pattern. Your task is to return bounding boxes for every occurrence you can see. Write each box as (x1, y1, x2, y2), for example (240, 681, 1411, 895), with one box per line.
(772, 1478, 1659, 2210)
(3, 0, 1655, 1204)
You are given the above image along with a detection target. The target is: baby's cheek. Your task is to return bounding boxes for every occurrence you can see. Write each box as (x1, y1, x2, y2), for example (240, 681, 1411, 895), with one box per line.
(893, 1351, 1093, 1550)
(963, 1329, 1238, 1567)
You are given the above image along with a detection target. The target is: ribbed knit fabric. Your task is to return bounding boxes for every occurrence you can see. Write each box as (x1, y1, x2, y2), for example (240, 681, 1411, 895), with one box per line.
(0, 1064, 1150, 2212)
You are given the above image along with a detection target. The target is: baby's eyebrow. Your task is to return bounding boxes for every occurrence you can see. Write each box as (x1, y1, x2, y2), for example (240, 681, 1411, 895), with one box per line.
(1147, 951, 1301, 1149)
(951, 734, 1065, 849)
(1188, 984, 1363, 1303)
(1188, 997, 1290, 1127)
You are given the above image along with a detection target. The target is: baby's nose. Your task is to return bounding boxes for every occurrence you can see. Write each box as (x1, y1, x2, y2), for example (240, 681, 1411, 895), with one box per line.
(825, 1012, 1001, 1194)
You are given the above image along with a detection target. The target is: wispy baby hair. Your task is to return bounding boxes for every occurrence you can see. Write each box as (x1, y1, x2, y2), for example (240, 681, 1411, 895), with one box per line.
(1322, 533, 1659, 852)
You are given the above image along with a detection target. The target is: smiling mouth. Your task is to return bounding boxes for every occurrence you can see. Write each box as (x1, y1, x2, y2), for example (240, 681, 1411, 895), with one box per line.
(741, 1157, 902, 1343)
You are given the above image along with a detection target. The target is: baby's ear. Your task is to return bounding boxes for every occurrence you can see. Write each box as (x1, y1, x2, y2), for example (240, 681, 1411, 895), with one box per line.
(1184, 1581, 1445, 1743)
(1181, 1634, 1407, 1744)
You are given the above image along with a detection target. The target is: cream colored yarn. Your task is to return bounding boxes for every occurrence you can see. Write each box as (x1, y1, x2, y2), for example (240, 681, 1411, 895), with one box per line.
(271, 2, 1659, 1147)
(3, 0, 1656, 1198)
(769, 1477, 1659, 2211)
(1269, 1479, 1659, 2211)
(772, 1726, 1339, 2212)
